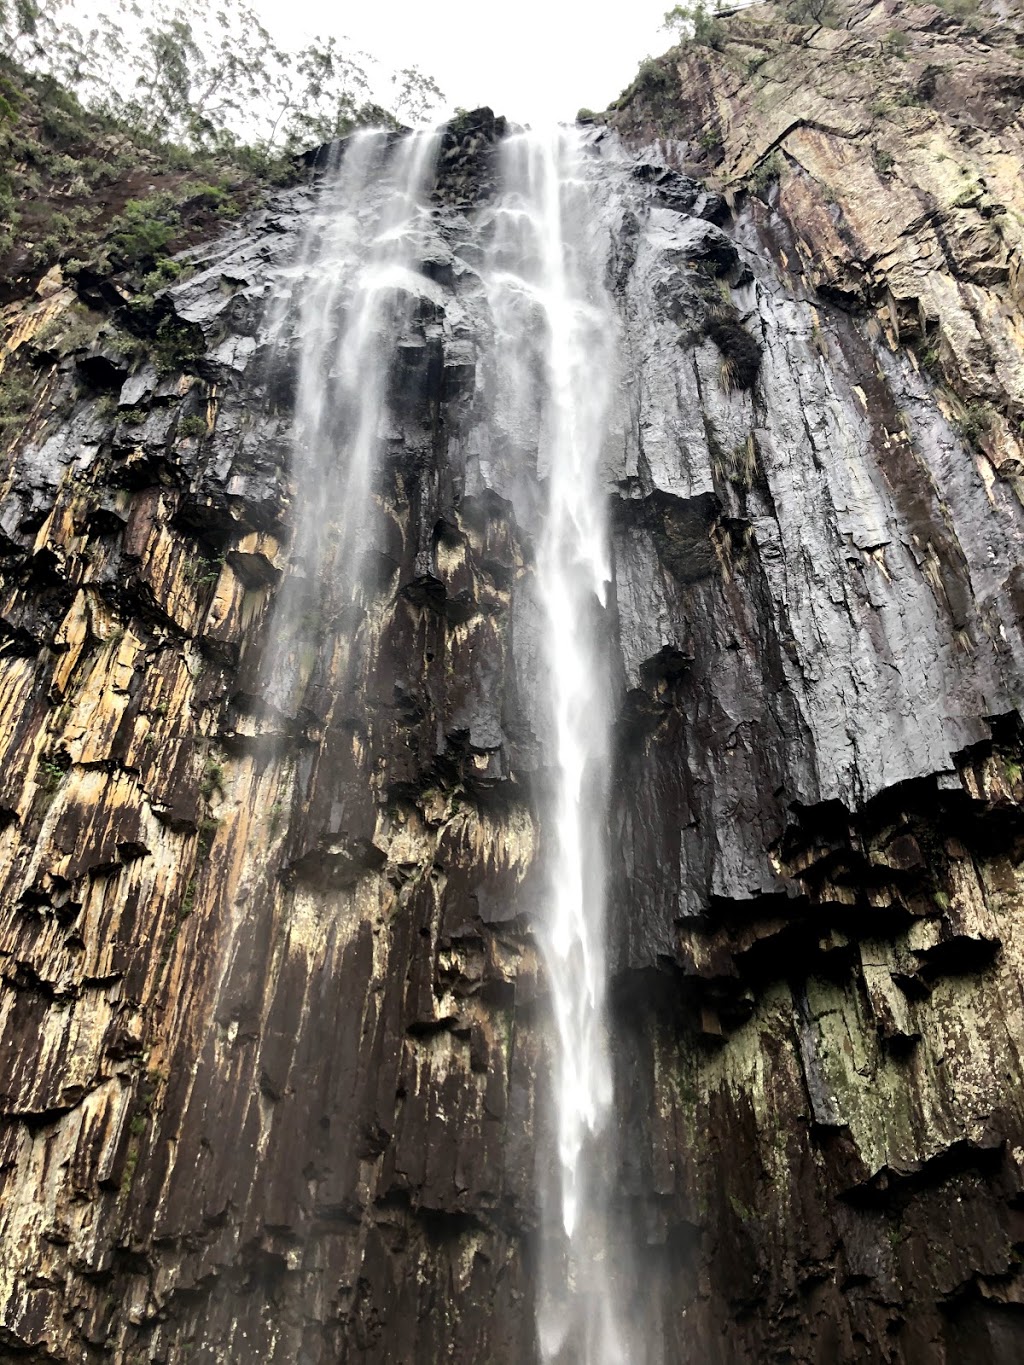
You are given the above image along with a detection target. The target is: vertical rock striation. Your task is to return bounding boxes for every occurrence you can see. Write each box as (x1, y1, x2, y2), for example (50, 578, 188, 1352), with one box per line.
(0, 4, 1022, 1354)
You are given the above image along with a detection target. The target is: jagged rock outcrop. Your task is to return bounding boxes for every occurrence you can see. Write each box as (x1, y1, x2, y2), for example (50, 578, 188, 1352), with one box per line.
(0, 8, 1023, 1356)
(611, 0, 1024, 477)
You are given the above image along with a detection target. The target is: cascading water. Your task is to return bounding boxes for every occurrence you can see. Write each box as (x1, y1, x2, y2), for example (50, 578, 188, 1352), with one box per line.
(482, 127, 633, 1365)
(264, 127, 439, 712)
(270, 117, 640, 1363)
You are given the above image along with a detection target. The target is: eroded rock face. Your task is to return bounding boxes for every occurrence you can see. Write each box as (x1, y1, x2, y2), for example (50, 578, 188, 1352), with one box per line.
(611, 0, 1024, 481)
(0, 61, 1023, 1365)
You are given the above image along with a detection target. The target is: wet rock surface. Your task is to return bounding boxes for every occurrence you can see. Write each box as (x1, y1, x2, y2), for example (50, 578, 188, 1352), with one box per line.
(611, 0, 1024, 485)
(0, 32, 1024, 1361)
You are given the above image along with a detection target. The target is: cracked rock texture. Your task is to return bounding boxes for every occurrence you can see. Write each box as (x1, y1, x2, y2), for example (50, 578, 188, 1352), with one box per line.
(611, 0, 1024, 482)
(0, 12, 1023, 1357)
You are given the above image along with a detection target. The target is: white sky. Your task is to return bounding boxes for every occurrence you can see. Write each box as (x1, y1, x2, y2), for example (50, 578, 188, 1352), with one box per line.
(254, 0, 676, 124)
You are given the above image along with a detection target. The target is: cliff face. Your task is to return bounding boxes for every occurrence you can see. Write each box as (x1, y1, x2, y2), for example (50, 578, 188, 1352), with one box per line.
(611, 0, 1024, 474)
(0, 7, 1024, 1362)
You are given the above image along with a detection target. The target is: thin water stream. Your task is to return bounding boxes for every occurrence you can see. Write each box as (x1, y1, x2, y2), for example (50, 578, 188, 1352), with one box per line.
(264, 127, 439, 713)
(482, 128, 630, 1365)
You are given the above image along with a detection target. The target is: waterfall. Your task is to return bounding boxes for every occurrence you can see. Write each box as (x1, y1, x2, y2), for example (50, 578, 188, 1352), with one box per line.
(483, 127, 631, 1365)
(271, 119, 637, 1362)
(264, 127, 440, 714)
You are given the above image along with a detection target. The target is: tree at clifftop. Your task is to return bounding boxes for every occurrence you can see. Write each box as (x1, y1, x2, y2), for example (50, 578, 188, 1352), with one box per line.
(0, 0, 444, 153)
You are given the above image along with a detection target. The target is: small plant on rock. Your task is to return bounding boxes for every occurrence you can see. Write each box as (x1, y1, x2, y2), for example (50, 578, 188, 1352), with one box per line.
(915, 337, 942, 374)
(200, 754, 225, 800)
(748, 151, 785, 199)
(152, 317, 206, 375)
(958, 401, 994, 448)
(38, 759, 65, 793)
(884, 30, 910, 56)
(197, 816, 220, 856)
(177, 414, 208, 439)
(0, 365, 36, 441)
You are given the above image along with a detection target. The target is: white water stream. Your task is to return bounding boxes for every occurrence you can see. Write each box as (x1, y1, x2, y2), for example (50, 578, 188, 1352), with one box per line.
(264, 127, 439, 712)
(272, 122, 636, 1363)
(483, 128, 629, 1365)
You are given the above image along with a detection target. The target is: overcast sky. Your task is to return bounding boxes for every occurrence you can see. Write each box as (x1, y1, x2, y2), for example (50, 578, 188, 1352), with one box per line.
(254, 0, 676, 123)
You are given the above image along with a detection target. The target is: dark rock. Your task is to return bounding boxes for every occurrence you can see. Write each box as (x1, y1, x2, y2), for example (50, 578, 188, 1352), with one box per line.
(1, 23, 1024, 1361)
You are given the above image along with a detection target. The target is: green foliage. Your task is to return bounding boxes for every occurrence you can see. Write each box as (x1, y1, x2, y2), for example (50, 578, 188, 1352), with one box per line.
(197, 815, 219, 856)
(180, 877, 197, 916)
(1, 0, 429, 154)
(135, 255, 191, 305)
(916, 339, 942, 373)
(784, 0, 833, 22)
(33, 302, 99, 354)
(108, 194, 181, 267)
(187, 181, 234, 213)
(0, 64, 256, 288)
(887, 1221, 906, 1250)
(718, 435, 759, 490)
(663, 2, 726, 48)
(0, 0, 446, 292)
(391, 66, 444, 127)
(120, 1145, 139, 1192)
(37, 756, 66, 793)
(187, 552, 222, 590)
(633, 57, 674, 101)
(748, 151, 785, 198)
(109, 330, 146, 361)
(200, 755, 224, 801)
(0, 361, 36, 440)
(950, 184, 980, 208)
(958, 401, 994, 447)
(27, 203, 97, 266)
(884, 29, 910, 56)
(152, 316, 205, 375)
(0, 67, 20, 123)
(874, 148, 896, 174)
(705, 313, 763, 391)
(177, 413, 207, 438)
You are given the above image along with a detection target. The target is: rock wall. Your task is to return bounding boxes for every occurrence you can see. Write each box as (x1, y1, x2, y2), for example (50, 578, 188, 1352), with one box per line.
(610, 0, 1024, 473)
(0, 9, 1023, 1356)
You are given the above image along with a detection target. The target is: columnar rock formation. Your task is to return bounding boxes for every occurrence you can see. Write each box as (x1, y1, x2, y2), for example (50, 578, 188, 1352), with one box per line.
(0, 3, 1023, 1361)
